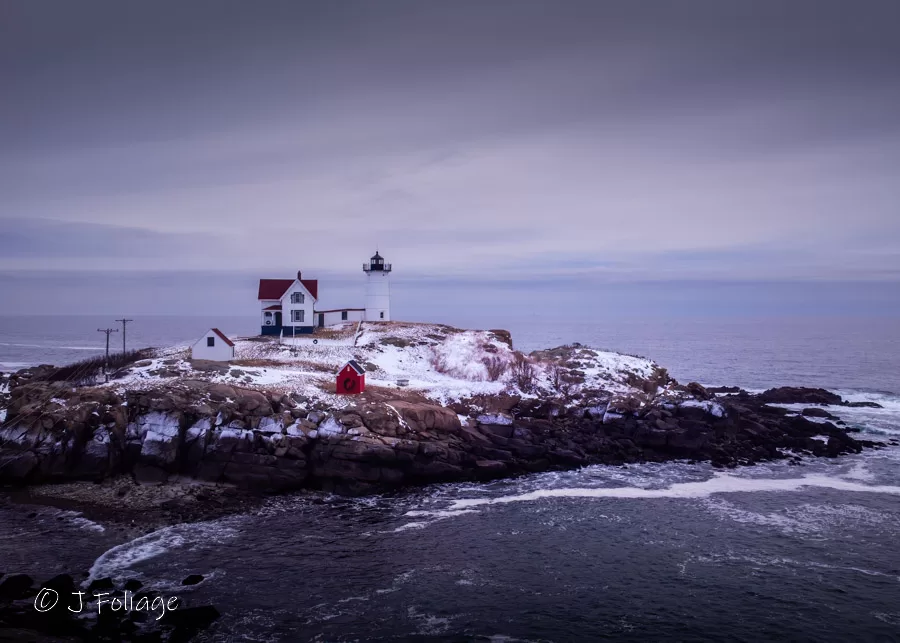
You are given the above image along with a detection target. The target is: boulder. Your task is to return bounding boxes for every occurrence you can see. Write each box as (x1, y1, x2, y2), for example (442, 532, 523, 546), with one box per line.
(86, 576, 115, 595)
(0, 573, 34, 600)
(387, 401, 461, 434)
(208, 383, 237, 401)
(237, 392, 272, 416)
(685, 382, 712, 400)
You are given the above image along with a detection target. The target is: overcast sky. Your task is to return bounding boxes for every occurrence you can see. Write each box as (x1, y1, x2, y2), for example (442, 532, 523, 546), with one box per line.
(1, 1, 899, 315)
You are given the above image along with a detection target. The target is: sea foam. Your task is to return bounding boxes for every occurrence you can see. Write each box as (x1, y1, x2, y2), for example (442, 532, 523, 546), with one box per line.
(446, 472, 900, 511)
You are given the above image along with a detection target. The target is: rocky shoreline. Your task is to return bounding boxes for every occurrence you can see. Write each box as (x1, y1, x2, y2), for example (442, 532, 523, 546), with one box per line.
(1, 333, 895, 643)
(0, 366, 886, 499)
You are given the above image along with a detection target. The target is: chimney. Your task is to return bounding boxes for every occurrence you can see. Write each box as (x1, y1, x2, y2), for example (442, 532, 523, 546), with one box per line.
(297, 270, 302, 280)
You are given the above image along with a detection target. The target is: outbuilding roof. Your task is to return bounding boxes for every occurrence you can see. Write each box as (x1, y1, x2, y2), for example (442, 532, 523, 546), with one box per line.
(210, 328, 235, 347)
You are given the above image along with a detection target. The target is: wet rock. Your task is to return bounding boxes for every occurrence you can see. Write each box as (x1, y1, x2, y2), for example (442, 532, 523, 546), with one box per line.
(161, 604, 221, 630)
(801, 407, 835, 418)
(685, 382, 712, 400)
(706, 386, 744, 394)
(86, 577, 115, 594)
(0, 573, 34, 600)
(756, 387, 843, 405)
(181, 574, 204, 586)
(134, 464, 168, 485)
(43, 573, 75, 596)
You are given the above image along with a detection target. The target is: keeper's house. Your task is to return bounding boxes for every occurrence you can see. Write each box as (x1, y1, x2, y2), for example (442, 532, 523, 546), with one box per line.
(258, 253, 392, 336)
(258, 271, 319, 336)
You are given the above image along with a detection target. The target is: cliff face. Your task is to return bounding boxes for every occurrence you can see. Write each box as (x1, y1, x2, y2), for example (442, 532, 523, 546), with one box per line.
(0, 374, 874, 495)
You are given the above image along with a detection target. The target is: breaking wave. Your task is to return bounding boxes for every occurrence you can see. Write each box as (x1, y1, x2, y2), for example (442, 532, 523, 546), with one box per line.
(88, 517, 242, 582)
(445, 473, 900, 511)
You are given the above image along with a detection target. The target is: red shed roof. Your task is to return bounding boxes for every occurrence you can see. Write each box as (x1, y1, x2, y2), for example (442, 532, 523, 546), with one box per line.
(263, 304, 282, 311)
(341, 360, 365, 375)
(210, 328, 235, 347)
(257, 278, 318, 301)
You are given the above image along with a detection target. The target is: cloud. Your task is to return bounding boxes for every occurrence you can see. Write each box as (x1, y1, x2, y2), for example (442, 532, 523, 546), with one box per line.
(0, 0, 898, 284)
(0, 218, 231, 270)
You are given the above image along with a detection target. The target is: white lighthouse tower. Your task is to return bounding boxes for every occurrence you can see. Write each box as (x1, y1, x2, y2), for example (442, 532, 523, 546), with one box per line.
(363, 250, 391, 322)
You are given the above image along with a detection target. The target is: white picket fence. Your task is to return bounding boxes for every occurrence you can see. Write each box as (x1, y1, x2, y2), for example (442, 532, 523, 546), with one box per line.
(278, 321, 364, 348)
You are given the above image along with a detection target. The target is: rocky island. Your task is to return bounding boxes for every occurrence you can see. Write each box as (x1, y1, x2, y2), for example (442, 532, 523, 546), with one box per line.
(0, 322, 886, 515)
(0, 322, 894, 641)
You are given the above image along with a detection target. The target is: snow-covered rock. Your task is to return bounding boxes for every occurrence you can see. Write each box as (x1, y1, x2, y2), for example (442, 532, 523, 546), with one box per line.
(137, 412, 182, 466)
(317, 417, 344, 436)
(256, 417, 282, 434)
(679, 399, 725, 418)
(476, 413, 513, 426)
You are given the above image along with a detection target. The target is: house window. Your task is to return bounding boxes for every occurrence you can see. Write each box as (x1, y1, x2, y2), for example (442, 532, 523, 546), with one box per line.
(207, 337, 215, 347)
(341, 311, 348, 321)
(380, 311, 384, 319)
(291, 292, 305, 304)
(292, 310, 305, 323)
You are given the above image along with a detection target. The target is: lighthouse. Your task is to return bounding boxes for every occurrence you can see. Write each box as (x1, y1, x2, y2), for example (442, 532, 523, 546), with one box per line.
(363, 251, 392, 322)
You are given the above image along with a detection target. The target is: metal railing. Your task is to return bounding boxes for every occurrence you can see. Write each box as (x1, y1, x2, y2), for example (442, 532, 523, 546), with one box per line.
(363, 262, 392, 272)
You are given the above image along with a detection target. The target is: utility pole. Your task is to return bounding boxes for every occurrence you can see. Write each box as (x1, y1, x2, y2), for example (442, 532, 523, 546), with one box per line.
(115, 318, 133, 353)
(97, 328, 118, 381)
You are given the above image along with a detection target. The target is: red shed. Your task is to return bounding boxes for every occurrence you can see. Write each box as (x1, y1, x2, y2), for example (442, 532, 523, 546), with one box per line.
(336, 360, 365, 395)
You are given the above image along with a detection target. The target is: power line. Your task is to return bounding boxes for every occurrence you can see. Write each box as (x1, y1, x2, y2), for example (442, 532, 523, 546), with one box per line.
(115, 318, 133, 354)
(97, 328, 118, 381)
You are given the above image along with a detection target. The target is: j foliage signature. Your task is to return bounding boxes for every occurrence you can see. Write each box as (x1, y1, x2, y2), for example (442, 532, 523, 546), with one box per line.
(34, 588, 179, 621)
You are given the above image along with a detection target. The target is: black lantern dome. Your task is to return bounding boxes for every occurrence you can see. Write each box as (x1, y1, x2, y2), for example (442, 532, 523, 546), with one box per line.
(363, 250, 392, 273)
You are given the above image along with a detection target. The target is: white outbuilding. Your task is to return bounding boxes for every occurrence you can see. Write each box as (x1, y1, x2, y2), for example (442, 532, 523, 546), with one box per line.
(191, 328, 235, 361)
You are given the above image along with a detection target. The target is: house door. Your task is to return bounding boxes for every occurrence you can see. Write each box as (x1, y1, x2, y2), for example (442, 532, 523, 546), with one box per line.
(318, 313, 325, 328)
(275, 312, 282, 327)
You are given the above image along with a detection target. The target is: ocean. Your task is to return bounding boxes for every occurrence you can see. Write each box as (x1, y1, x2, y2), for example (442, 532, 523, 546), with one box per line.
(2, 314, 900, 641)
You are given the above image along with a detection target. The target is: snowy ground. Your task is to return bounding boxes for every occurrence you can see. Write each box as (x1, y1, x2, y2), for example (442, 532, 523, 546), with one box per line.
(97, 322, 667, 406)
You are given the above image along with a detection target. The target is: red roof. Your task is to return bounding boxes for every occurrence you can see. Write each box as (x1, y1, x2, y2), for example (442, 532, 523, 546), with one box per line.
(263, 304, 282, 311)
(210, 328, 235, 347)
(314, 308, 364, 313)
(301, 279, 318, 300)
(257, 278, 318, 301)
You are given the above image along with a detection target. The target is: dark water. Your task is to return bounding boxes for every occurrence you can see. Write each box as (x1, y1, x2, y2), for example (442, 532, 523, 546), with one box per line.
(2, 315, 900, 641)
